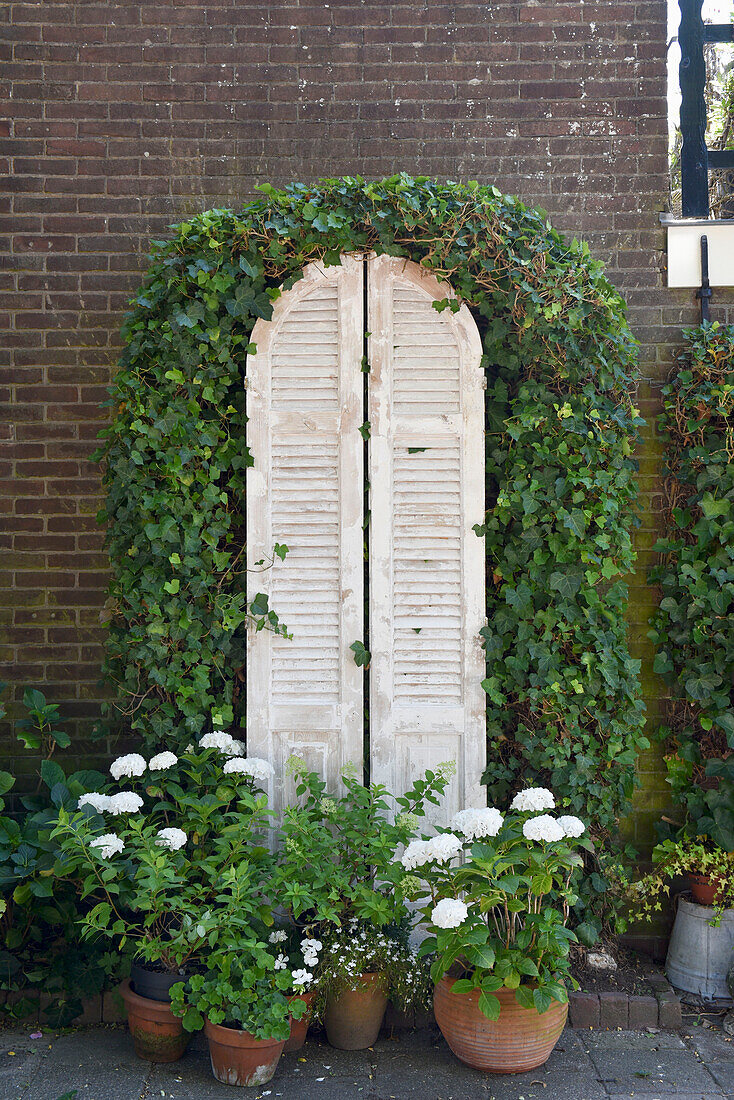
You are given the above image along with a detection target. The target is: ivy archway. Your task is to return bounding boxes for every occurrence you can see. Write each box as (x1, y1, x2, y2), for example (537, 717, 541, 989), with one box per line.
(98, 174, 646, 845)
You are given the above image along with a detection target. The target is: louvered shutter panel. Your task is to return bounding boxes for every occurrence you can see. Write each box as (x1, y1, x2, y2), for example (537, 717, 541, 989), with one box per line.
(246, 257, 364, 813)
(367, 255, 486, 822)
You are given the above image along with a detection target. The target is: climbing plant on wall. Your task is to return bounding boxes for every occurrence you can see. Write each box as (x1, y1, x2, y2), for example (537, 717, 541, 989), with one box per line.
(649, 322, 734, 850)
(97, 174, 646, 838)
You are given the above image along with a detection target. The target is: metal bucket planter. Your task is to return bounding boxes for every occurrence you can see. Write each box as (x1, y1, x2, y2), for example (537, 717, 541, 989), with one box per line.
(666, 897, 734, 1000)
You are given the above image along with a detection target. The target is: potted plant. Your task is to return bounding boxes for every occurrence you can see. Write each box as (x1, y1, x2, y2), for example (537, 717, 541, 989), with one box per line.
(53, 736, 276, 1061)
(274, 759, 451, 1049)
(630, 834, 734, 1000)
(169, 936, 308, 1087)
(397, 788, 586, 1073)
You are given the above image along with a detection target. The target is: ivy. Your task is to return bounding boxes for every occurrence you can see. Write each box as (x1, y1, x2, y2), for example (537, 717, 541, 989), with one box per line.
(97, 174, 645, 838)
(648, 322, 734, 850)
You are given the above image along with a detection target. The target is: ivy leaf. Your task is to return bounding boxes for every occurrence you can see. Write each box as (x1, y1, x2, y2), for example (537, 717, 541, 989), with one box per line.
(549, 571, 582, 599)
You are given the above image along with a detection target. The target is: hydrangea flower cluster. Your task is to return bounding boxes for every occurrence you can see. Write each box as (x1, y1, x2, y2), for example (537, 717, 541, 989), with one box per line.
(401, 832, 463, 870)
(110, 753, 146, 781)
(149, 751, 178, 772)
(155, 827, 187, 851)
(522, 814, 565, 843)
(510, 787, 555, 812)
(431, 897, 469, 929)
(199, 730, 244, 756)
(451, 807, 504, 841)
(222, 756, 274, 783)
(558, 815, 585, 838)
(90, 833, 124, 859)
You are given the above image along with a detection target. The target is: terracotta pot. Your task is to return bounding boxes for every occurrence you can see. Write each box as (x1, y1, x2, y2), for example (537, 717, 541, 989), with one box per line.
(284, 990, 315, 1053)
(120, 979, 190, 1063)
(689, 873, 723, 907)
(204, 1018, 286, 1087)
(324, 972, 388, 1050)
(433, 975, 568, 1074)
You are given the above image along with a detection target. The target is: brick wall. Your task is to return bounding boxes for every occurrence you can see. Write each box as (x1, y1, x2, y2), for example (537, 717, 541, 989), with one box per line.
(1, 1, 732, 820)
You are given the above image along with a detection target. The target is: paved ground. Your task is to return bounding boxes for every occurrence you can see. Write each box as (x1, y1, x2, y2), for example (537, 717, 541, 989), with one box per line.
(2, 1019, 733, 1100)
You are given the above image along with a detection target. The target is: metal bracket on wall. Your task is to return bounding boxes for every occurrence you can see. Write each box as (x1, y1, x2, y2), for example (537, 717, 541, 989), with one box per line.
(696, 234, 712, 322)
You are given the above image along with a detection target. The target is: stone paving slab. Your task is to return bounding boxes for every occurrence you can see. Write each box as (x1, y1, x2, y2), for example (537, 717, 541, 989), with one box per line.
(0, 1021, 732, 1100)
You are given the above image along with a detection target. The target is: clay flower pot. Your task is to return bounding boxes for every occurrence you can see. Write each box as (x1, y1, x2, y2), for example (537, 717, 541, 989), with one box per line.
(120, 979, 190, 1063)
(204, 1018, 286, 1087)
(324, 972, 388, 1050)
(689, 873, 723, 907)
(284, 989, 316, 1053)
(433, 975, 568, 1074)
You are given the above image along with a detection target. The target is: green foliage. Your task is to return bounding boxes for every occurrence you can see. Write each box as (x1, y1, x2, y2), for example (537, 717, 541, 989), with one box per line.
(648, 322, 734, 850)
(275, 759, 451, 931)
(0, 686, 117, 1025)
(630, 837, 734, 924)
(98, 175, 644, 842)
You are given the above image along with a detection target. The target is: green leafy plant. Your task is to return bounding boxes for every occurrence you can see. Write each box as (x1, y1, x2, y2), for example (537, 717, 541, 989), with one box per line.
(316, 918, 432, 1012)
(275, 758, 452, 932)
(97, 176, 644, 871)
(648, 322, 734, 851)
(629, 837, 734, 922)
(169, 935, 305, 1040)
(400, 789, 586, 1019)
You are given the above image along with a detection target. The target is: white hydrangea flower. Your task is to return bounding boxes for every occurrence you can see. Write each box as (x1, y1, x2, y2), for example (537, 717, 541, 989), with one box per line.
(109, 753, 146, 781)
(292, 969, 314, 987)
(426, 832, 463, 863)
(155, 827, 187, 851)
(78, 793, 111, 813)
(222, 756, 274, 783)
(401, 839, 431, 870)
(523, 814, 564, 843)
(106, 791, 144, 814)
(510, 787, 555, 812)
(149, 751, 178, 772)
(269, 929, 288, 945)
(274, 953, 289, 971)
(558, 815, 586, 838)
(452, 807, 504, 841)
(90, 833, 124, 859)
(199, 730, 244, 756)
(431, 898, 469, 929)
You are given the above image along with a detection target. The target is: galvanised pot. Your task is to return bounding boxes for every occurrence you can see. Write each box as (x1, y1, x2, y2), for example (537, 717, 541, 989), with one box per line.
(433, 976, 567, 1074)
(204, 1018, 286, 1087)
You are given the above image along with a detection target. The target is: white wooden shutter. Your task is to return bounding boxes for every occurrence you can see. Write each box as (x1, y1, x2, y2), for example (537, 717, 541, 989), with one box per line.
(246, 257, 364, 813)
(367, 255, 486, 822)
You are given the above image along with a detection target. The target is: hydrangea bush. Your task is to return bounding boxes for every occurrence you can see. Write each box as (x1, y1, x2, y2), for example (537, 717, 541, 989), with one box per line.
(53, 738, 276, 973)
(400, 788, 587, 1020)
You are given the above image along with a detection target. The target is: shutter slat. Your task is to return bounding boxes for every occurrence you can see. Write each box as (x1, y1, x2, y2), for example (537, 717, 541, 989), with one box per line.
(368, 255, 486, 823)
(246, 257, 364, 812)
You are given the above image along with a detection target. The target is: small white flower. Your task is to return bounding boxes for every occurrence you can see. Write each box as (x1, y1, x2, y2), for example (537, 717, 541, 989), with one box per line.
(292, 969, 313, 987)
(274, 953, 289, 970)
(510, 787, 555, 812)
(222, 756, 274, 783)
(558, 815, 585, 838)
(107, 791, 144, 814)
(451, 807, 504, 841)
(269, 930, 287, 945)
(523, 814, 564, 843)
(90, 833, 124, 859)
(78, 793, 111, 813)
(199, 731, 244, 756)
(155, 827, 187, 851)
(300, 938, 322, 954)
(110, 753, 146, 781)
(149, 751, 178, 772)
(431, 898, 469, 929)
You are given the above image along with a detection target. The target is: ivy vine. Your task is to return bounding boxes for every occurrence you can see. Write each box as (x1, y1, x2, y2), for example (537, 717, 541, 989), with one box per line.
(648, 322, 734, 850)
(97, 174, 645, 838)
